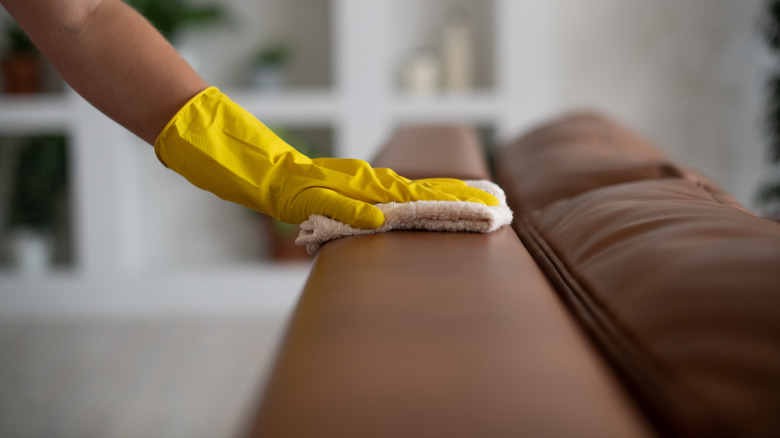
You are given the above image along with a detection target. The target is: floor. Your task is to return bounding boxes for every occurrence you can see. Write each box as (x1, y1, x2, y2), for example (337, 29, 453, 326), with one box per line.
(0, 315, 289, 438)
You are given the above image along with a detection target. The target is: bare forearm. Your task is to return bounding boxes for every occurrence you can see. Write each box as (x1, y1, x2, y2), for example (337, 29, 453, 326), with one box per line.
(0, 0, 208, 143)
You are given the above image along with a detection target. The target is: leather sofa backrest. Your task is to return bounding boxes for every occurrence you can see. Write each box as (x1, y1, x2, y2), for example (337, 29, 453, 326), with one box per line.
(495, 111, 682, 213)
(496, 113, 780, 438)
(372, 124, 491, 180)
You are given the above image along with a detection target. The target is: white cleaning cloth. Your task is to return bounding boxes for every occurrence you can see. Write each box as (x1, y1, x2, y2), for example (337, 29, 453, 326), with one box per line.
(295, 180, 513, 255)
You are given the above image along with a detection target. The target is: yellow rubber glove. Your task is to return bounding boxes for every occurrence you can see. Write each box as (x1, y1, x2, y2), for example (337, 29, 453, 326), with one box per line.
(154, 87, 499, 229)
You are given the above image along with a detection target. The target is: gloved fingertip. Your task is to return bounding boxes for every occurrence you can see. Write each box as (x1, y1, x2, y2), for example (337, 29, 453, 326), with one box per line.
(460, 187, 500, 206)
(418, 178, 468, 186)
(483, 193, 500, 207)
(347, 204, 386, 229)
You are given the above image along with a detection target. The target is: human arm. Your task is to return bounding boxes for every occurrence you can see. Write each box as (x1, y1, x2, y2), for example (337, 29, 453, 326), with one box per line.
(0, 0, 206, 143)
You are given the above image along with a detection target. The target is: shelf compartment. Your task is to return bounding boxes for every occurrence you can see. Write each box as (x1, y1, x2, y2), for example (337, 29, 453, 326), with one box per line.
(389, 92, 499, 124)
(180, 0, 334, 91)
(0, 134, 74, 274)
(389, 0, 496, 96)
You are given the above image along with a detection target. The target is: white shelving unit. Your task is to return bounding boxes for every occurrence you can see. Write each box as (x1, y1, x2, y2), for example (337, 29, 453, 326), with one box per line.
(0, 0, 556, 316)
(0, 94, 70, 133)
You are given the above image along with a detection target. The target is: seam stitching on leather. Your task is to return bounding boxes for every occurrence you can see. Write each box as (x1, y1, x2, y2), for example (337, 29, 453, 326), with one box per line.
(515, 214, 713, 435)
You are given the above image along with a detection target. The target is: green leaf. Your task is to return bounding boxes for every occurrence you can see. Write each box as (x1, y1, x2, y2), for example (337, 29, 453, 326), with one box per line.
(5, 136, 68, 232)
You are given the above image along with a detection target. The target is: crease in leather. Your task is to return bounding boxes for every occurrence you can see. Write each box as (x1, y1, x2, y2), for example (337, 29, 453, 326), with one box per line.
(683, 176, 753, 214)
(514, 212, 724, 438)
(498, 115, 686, 213)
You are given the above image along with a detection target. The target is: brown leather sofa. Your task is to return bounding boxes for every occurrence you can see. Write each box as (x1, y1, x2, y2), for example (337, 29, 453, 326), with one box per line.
(244, 112, 780, 438)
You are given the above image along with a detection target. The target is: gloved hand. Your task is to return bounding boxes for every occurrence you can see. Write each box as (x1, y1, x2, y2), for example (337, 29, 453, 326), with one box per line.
(154, 87, 499, 229)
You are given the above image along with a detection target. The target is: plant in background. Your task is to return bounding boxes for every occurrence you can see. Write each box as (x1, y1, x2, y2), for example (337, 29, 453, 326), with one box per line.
(254, 42, 292, 69)
(761, 0, 780, 218)
(4, 135, 68, 273)
(252, 41, 293, 92)
(125, 0, 226, 41)
(5, 136, 68, 234)
(1, 21, 42, 93)
(4, 22, 36, 56)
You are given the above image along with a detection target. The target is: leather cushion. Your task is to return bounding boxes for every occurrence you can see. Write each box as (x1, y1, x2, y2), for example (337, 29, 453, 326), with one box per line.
(516, 178, 780, 438)
(496, 111, 681, 213)
(679, 166, 752, 213)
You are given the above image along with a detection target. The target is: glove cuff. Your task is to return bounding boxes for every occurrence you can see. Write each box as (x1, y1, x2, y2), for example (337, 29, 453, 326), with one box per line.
(153, 86, 220, 168)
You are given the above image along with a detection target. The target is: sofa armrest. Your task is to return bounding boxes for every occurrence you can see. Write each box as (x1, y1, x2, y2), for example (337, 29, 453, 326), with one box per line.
(242, 125, 655, 438)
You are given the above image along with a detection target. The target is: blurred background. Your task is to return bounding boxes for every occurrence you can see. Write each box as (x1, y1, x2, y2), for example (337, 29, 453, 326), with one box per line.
(0, 0, 772, 437)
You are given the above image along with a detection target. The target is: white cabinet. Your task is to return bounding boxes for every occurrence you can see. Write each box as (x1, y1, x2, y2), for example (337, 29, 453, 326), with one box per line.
(0, 0, 555, 315)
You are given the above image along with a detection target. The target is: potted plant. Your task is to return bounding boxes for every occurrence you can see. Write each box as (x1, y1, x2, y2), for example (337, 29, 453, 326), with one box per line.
(1, 21, 42, 94)
(5, 136, 68, 274)
(125, 0, 226, 42)
(252, 42, 292, 92)
(125, 0, 225, 72)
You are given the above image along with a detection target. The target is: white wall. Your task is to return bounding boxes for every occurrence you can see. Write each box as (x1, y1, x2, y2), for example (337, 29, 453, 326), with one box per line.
(551, 0, 767, 210)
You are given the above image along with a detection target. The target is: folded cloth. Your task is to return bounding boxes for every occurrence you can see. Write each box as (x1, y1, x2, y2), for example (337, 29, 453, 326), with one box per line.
(295, 180, 513, 255)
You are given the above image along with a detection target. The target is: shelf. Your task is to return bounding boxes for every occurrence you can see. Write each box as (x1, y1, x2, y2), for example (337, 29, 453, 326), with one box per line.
(0, 93, 71, 133)
(389, 92, 499, 124)
(389, 0, 496, 94)
(229, 89, 340, 125)
(184, 0, 333, 90)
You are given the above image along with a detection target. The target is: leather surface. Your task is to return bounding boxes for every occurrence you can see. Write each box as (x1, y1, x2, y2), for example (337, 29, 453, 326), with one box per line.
(502, 116, 780, 438)
(495, 111, 681, 213)
(245, 125, 655, 438)
(372, 124, 491, 180)
(518, 178, 780, 438)
(678, 165, 752, 213)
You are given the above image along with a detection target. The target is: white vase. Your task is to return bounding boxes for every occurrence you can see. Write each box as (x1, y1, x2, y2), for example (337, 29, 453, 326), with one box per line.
(252, 65, 284, 93)
(402, 49, 440, 97)
(442, 8, 474, 94)
(9, 228, 52, 276)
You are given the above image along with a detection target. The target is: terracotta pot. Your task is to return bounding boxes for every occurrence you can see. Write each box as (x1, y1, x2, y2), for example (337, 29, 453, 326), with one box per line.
(263, 217, 312, 261)
(2, 53, 42, 94)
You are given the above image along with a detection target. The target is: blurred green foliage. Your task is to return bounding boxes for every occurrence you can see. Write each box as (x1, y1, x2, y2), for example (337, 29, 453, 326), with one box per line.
(5, 136, 68, 232)
(3, 21, 36, 56)
(125, 0, 225, 41)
